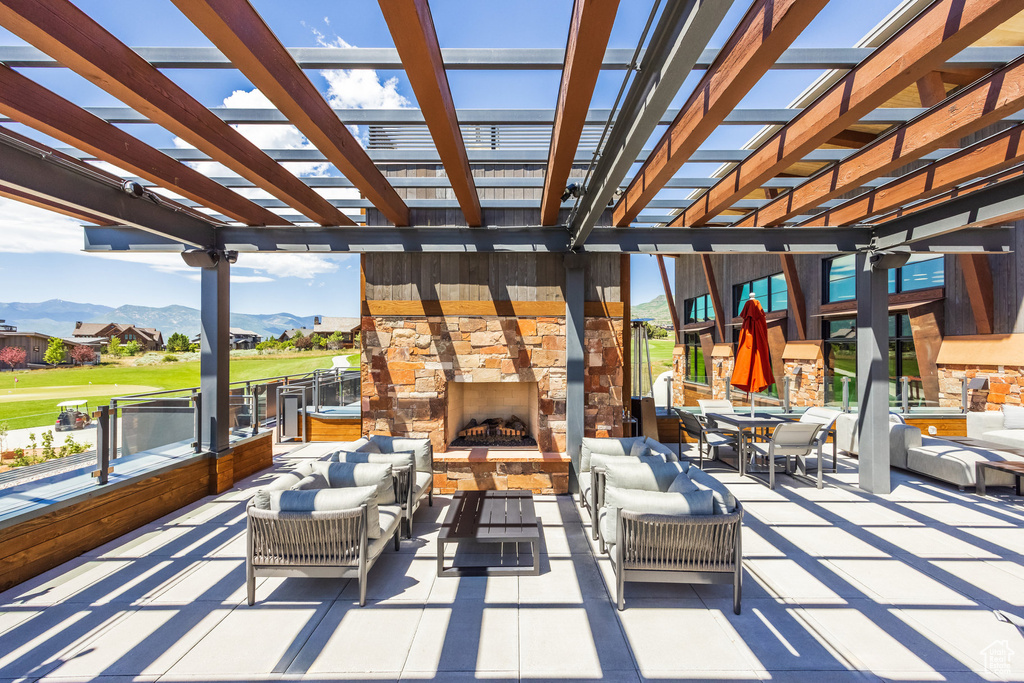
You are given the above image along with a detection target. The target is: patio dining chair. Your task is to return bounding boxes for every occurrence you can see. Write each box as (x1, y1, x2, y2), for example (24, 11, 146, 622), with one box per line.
(747, 421, 823, 489)
(698, 399, 739, 434)
(673, 407, 737, 469)
(795, 407, 842, 487)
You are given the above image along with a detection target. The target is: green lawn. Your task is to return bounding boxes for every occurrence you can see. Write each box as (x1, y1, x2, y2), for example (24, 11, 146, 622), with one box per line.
(0, 350, 356, 431)
(647, 338, 676, 378)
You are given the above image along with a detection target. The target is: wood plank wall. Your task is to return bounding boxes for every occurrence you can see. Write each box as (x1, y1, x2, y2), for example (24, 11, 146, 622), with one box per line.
(364, 253, 621, 304)
(0, 433, 273, 592)
(306, 416, 362, 442)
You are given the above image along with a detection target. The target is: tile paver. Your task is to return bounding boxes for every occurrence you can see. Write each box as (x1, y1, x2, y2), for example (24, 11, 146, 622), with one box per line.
(0, 444, 1021, 681)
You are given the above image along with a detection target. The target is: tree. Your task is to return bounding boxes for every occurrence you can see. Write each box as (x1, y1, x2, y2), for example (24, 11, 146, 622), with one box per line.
(106, 335, 122, 357)
(44, 337, 66, 366)
(326, 331, 345, 350)
(123, 340, 143, 356)
(167, 332, 190, 352)
(311, 333, 327, 349)
(69, 345, 96, 365)
(294, 335, 313, 350)
(0, 346, 26, 370)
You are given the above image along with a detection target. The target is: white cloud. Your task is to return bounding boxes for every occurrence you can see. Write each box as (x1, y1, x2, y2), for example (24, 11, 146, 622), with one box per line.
(239, 253, 342, 280)
(0, 199, 84, 253)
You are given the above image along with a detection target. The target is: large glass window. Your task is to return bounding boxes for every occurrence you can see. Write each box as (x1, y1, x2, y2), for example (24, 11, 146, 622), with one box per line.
(888, 255, 944, 293)
(683, 294, 715, 324)
(823, 318, 856, 406)
(683, 332, 707, 384)
(825, 255, 857, 303)
(734, 273, 788, 316)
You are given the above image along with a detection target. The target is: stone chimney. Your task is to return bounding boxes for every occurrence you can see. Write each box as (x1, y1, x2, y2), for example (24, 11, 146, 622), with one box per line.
(314, 316, 321, 325)
(75, 321, 82, 329)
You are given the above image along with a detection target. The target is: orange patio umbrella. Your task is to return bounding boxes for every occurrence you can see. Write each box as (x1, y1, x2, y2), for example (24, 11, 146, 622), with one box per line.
(731, 296, 775, 397)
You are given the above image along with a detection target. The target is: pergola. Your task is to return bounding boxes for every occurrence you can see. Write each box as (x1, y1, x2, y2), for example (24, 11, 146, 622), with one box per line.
(1, 0, 1022, 494)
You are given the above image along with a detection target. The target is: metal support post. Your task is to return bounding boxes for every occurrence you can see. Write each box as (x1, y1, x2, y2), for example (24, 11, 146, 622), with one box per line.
(855, 252, 892, 494)
(842, 377, 851, 412)
(565, 253, 585, 493)
(783, 376, 791, 413)
(93, 405, 111, 485)
(200, 255, 231, 455)
(109, 399, 119, 459)
(192, 391, 202, 453)
(901, 376, 910, 414)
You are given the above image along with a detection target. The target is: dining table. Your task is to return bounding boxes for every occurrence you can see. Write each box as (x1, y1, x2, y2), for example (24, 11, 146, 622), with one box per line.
(705, 412, 794, 480)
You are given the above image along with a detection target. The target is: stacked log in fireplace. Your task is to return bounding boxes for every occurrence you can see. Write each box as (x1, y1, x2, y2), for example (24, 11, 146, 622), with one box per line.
(450, 415, 537, 448)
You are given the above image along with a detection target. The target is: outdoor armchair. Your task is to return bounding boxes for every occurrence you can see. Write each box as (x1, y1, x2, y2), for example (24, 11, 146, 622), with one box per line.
(592, 458, 743, 613)
(794, 407, 842, 488)
(673, 407, 737, 469)
(698, 399, 740, 435)
(747, 421, 823, 489)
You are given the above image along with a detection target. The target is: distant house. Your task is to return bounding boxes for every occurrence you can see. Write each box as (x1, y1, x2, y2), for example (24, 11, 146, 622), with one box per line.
(191, 328, 261, 350)
(312, 316, 361, 344)
(278, 327, 314, 343)
(0, 322, 100, 367)
(73, 322, 164, 351)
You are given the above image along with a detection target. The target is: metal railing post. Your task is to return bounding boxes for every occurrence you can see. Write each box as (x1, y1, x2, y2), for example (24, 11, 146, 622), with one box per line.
(841, 377, 851, 412)
(962, 378, 969, 413)
(109, 398, 119, 459)
(192, 390, 202, 453)
(901, 376, 910, 414)
(93, 405, 111, 485)
(783, 376, 791, 413)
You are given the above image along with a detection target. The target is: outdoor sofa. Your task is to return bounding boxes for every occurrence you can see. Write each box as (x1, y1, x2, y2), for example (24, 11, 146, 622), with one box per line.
(967, 406, 1024, 449)
(246, 460, 404, 606)
(578, 436, 679, 537)
(591, 455, 743, 613)
(330, 436, 434, 535)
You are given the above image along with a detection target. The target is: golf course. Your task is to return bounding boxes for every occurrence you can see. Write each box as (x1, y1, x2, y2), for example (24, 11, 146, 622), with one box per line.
(0, 350, 355, 431)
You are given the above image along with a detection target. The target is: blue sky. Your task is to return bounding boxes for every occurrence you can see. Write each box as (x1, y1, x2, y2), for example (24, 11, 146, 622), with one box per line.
(0, 0, 904, 316)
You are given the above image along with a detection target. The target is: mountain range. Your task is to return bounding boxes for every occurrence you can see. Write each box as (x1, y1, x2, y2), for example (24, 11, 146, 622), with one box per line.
(0, 300, 313, 340)
(631, 294, 672, 327)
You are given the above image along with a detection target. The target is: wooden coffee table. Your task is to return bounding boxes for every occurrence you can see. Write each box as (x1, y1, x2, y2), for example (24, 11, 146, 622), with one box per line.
(437, 490, 540, 576)
(976, 460, 1024, 496)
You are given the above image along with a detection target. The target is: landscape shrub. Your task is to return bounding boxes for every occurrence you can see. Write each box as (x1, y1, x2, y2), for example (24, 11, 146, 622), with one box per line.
(59, 435, 88, 457)
(0, 346, 26, 370)
(41, 430, 54, 459)
(311, 333, 327, 349)
(294, 335, 313, 351)
(44, 337, 67, 366)
(326, 331, 345, 350)
(123, 340, 143, 356)
(163, 354, 178, 362)
(166, 332, 191, 353)
(69, 345, 97, 365)
(106, 336, 122, 357)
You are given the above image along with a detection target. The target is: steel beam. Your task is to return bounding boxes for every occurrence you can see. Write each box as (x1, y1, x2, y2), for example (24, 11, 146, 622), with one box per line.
(0, 106, 972, 127)
(0, 134, 216, 246)
(564, 253, 585, 489)
(1, 45, 1018, 70)
(870, 174, 1024, 251)
(81, 224, 1013, 255)
(568, 0, 735, 248)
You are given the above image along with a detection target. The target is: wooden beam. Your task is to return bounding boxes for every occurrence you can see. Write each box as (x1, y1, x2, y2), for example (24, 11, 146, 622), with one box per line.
(613, 0, 826, 226)
(778, 254, 807, 340)
(541, 0, 620, 226)
(916, 70, 948, 107)
(0, 64, 284, 226)
(826, 129, 879, 149)
(937, 67, 992, 86)
(958, 254, 995, 334)
(700, 255, 725, 341)
(376, 0, 477, 226)
(672, 0, 1021, 228)
(0, 0, 349, 226)
(361, 299, 624, 318)
(169, 0, 407, 226)
(812, 123, 1024, 227)
(737, 55, 1024, 228)
(0, 185, 114, 225)
(656, 255, 681, 343)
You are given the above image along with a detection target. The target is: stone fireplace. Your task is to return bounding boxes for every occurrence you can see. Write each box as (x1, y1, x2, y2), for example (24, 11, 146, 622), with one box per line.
(360, 253, 627, 456)
(447, 381, 540, 448)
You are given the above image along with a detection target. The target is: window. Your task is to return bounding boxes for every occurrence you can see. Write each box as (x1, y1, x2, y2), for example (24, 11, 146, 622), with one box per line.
(826, 254, 944, 303)
(888, 255, 944, 293)
(889, 313, 924, 407)
(825, 255, 856, 303)
(734, 273, 788, 316)
(683, 333, 707, 384)
(683, 294, 715, 324)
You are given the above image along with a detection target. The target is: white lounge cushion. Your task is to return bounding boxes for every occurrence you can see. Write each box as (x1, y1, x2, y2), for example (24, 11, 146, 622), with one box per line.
(602, 459, 688, 493)
(330, 449, 415, 471)
(1003, 405, 1024, 430)
(685, 466, 738, 514)
(629, 438, 651, 458)
(600, 485, 714, 545)
(254, 485, 383, 538)
(313, 461, 395, 504)
(971, 430, 1024, 450)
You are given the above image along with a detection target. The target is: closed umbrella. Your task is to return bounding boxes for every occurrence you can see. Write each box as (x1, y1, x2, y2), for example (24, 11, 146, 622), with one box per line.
(731, 296, 775, 411)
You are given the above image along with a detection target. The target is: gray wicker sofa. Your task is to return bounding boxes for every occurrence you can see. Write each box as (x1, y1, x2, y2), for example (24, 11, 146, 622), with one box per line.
(592, 457, 743, 613)
(330, 436, 434, 535)
(246, 461, 404, 606)
(578, 436, 678, 527)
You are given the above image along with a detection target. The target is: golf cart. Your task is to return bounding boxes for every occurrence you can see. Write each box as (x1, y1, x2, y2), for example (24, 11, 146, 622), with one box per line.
(55, 400, 91, 431)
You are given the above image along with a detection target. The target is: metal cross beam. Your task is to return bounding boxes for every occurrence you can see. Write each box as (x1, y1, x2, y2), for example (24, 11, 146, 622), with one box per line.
(0, 133, 216, 246)
(81, 224, 1012, 255)
(567, 0, 736, 248)
(0, 45, 1018, 70)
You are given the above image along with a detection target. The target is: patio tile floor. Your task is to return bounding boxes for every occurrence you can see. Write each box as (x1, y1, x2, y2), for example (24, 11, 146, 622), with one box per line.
(0, 443, 1023, 681)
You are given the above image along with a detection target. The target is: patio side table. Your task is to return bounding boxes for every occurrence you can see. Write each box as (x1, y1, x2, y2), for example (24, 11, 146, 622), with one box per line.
(437, 490, 540, 576)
